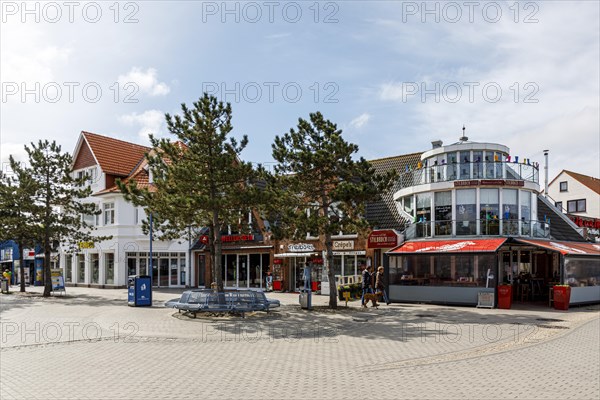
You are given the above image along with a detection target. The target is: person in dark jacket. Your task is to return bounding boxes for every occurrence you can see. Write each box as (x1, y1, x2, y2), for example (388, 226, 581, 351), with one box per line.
(361, 265, 373, 307)
(375, 266, 390, 305)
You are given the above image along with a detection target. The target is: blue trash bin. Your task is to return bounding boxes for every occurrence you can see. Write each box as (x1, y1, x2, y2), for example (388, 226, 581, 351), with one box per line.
(128, 275, 152, 307)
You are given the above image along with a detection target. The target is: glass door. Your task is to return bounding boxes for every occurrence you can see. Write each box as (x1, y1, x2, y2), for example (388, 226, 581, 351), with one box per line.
(238, 254, 249, 288)
(170, 258, 179, 286)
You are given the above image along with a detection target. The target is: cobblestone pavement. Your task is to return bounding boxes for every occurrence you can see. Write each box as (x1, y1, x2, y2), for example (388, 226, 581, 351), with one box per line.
(1, 287, 599, 399)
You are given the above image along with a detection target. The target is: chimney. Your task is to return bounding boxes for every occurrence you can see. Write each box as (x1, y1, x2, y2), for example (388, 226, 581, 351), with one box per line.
(431, 140, 443, 149)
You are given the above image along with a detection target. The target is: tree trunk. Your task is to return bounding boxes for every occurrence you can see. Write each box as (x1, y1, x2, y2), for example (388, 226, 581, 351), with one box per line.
(212, 210, 224, 298)
(43, 246, 52, 297)
(325, 232, 337, 309)
(18, 240, 25, 293)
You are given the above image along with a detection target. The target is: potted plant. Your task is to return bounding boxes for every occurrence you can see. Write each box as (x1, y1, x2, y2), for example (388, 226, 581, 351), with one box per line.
(553, 284, 571, 311)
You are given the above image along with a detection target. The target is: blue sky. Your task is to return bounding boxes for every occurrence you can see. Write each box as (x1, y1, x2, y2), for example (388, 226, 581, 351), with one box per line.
(1, 1, 599, 180)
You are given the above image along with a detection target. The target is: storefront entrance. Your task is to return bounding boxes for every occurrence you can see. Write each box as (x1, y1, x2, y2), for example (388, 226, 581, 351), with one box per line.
(221, 253, 270, 288)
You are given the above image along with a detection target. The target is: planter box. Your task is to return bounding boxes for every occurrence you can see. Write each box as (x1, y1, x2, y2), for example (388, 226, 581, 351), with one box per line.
(553, 286, 571, 311)
(497, 285, 512, 309)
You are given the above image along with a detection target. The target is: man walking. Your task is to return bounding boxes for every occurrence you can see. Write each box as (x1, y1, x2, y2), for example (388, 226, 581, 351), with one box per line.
(361, 264, 373, 308)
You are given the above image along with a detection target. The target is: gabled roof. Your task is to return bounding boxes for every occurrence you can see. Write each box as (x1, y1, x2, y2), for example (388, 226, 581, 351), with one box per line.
(366, 152, 424, 229)
(549, 169, 600, 195)
(79, 131, 151, 176)
(562, 170, 600, 195)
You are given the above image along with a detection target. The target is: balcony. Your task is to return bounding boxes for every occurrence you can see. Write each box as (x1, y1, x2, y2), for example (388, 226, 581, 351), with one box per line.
(397, 161, 539, 190)
(404, 219, 550, 240)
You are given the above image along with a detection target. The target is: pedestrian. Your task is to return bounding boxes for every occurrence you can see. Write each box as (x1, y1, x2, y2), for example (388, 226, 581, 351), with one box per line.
(375, 266, 390, 305)
(3, 269, 12, 286)
(361, 264, 373, 308)
(265, 268, 273, 292)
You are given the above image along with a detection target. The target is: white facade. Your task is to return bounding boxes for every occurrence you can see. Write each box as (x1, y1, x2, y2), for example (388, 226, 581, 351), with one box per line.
(547, 170, 600, 219)
(60, 152, 190, 288)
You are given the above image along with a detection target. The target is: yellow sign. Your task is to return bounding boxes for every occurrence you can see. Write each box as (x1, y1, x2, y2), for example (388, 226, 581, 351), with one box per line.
(79, 242, 94, 249)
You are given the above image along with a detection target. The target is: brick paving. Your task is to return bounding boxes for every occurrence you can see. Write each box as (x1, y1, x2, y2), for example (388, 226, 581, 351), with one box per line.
(1, 287, 598, 399)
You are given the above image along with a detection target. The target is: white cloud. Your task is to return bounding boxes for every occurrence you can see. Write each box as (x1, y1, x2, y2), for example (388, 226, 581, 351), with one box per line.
(119, 110, 167, 141)
(117, 67, 170, 97)
(349, 113, 371, 129)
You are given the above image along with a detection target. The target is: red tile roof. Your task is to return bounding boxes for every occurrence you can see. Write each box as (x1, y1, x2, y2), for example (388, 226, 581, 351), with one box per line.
(82, 131, 151, 176)
(563, 170, 600, 195)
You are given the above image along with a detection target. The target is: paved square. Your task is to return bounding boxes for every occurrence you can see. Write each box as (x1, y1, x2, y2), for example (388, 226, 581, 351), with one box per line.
(1, 287, 599, 399)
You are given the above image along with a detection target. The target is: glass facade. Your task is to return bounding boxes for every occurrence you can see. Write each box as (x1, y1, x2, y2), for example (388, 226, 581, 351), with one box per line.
(126, 252, 185, 287)
(456, 189, 476, 235)
(389, 254, 498, 288)
(565, 257, 600, 287)
(104, 253, 114, 284)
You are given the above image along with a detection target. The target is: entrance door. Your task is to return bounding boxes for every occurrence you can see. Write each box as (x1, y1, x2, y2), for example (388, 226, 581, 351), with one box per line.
(196, 254, 206, 287)
(238, 254, 249, 288)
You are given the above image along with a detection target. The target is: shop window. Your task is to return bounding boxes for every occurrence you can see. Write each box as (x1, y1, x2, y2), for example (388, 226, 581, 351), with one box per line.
(416, 193, 431, 237)
(502, 189, 519, 235)
(434, 191, 452, 236)
(565, 257, 599, 287)
(456, 189, 476, 235)
(480, 189, 499, 235)
(77, 254, 85, 283)
(104, 253, 114, 284)
(91, 254, 99, 284)
(65, 255, 72, 283)
(559, 181, 568, 192)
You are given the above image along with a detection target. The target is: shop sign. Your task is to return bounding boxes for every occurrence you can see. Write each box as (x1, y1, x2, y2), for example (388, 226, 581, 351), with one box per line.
(222, 235, 254, 242)
(273, 259, 283, 264)
(454, 180, 525, 187)
(311, 258, 324, 264)
(288, 243, 315, 252)
(333, 240, 354, 251)
(368, 230, 399, 249)
(78, 242, 95, 249)
(569, 215, 600, 230)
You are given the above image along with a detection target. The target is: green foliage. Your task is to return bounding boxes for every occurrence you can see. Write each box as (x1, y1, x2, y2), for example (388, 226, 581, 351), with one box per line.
(117, 93, 261, 292)
(7, 140, 110, 296)
(266, 112, 397, 308)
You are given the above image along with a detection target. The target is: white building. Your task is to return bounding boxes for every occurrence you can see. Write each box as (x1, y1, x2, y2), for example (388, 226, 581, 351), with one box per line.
(547, 170, 600, 218)
(60, 131, 190, 288)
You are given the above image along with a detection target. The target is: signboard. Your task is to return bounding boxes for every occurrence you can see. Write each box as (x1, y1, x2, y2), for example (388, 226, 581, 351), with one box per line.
(477, 292, 495, 308)
(454, 180, 524, 187)
(79, 242, 95, 249)
(368, 230, 399, 249)
(273, 259, 283, 265)
(288, 243, 315, 252)
(569, 215, 600, 230)
(333, 240, 354, 251)
(51, 268, 65, 292)
(311, 258, 324, 264)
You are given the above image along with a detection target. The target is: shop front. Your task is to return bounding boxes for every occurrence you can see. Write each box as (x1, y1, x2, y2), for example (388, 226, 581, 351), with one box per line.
(273, 242, 321, 293)
(387, 239, 504, 305)
(387, 238, 600, 307)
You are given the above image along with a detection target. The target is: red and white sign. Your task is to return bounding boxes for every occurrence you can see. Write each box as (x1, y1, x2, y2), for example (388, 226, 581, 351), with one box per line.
(199, 234, 255, 244)
(368, 230, 399, 249)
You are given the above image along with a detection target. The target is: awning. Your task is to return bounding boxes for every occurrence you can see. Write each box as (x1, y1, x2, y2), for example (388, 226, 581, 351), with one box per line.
(515, 239, 600, 256)
(274, 252, 319, 258)
(388, 238, 507, 254)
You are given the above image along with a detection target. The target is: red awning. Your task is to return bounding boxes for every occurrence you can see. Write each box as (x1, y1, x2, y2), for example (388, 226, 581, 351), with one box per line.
(515, 239, 600, 256)
(388, 238, 507, 254)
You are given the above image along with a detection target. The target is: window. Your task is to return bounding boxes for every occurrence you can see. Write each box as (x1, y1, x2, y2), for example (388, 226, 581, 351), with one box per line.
(104, 253, 114, 284)
(91, 254, 99, 284)
(555, 201, 563, 211)
(104, 202, 115, 225)
(456, 189, 476, 235)
(559, 181, 568, 192)
(567, 199, 586, 213)
(134, 208, 139, 225)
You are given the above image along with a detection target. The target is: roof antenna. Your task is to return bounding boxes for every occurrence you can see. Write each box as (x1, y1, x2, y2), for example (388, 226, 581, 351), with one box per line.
(459, 125, 468, 142)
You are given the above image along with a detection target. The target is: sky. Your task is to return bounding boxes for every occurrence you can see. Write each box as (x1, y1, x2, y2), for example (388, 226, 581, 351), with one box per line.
(1, 0, 599, 182)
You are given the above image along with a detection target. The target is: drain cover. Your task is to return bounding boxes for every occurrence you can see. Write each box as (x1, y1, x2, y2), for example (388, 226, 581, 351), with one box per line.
(415, 314, 437, 318)
(536, 318, 565, 322)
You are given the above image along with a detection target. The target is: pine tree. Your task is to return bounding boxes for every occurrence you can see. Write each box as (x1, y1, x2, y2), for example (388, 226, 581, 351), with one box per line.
(12, 140, 110, 297)
(268, 112, 397, 308)
(118, 93, 259, 293)
(0, 158, 40, 292)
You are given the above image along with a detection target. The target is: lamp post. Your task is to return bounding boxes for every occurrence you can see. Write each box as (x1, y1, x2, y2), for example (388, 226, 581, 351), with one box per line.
(149, 212, 153, 285)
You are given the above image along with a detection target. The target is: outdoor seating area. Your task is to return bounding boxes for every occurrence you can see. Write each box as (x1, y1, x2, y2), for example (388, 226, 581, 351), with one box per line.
(165, 289, 280, 318)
